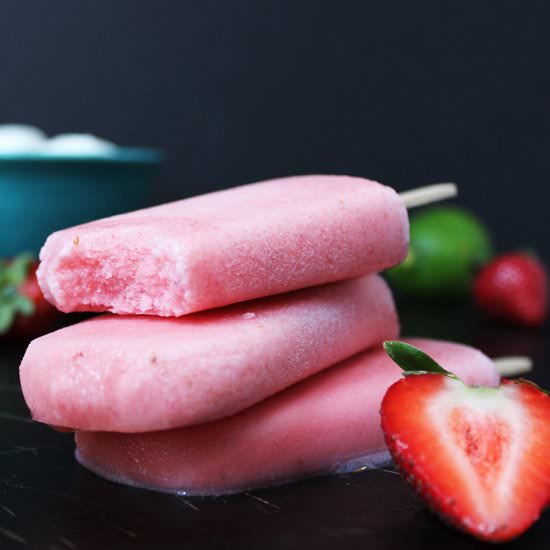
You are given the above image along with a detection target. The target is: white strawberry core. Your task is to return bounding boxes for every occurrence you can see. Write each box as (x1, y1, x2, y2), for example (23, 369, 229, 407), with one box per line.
(428, 379, 527, 526)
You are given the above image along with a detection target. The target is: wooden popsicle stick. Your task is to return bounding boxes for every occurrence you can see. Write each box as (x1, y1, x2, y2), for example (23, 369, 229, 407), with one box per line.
(400, 183, 458, 209)
(493, 356, 533, 377)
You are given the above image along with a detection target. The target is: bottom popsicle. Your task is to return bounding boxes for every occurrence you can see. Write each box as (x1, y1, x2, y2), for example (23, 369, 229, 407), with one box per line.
(75, 338, 499, 496)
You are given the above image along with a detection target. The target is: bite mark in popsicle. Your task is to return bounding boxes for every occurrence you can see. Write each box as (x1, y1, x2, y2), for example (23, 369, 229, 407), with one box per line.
(36, 176, 456, 317)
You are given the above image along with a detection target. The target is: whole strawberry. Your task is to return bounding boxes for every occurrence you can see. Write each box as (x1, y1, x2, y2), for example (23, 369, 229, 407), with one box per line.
(474, 252, 548, 327)
(381, 341, 550, 543)
(0, 253, 60, 341)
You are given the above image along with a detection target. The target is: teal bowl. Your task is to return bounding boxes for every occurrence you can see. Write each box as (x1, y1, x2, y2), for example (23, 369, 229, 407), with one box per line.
(0, 149, 162, 256)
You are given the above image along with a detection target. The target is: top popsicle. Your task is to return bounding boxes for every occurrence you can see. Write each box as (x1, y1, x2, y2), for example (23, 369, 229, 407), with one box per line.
(38, 175, 409, 317)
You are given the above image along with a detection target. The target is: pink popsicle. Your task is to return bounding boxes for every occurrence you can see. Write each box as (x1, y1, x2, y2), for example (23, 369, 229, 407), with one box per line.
(75, 338, 500, 496)
(37, 175, 408, 317)
(20, 275, 398, 433)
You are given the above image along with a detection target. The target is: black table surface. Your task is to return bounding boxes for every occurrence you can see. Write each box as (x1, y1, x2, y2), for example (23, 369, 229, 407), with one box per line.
(1, 300, 549, 550)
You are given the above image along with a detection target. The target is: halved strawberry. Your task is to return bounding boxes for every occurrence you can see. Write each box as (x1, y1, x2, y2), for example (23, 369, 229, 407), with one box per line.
(381, 341, 550, 543)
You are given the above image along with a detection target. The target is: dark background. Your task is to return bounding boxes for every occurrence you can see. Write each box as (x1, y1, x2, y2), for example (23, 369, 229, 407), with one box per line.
(1, 3, 550, 548)
(0, 1, 548, 253)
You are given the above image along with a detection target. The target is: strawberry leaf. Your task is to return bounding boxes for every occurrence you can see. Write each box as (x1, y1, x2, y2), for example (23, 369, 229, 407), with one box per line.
(383, 341, 459, 379)
(3, 253, 35, 286)
(0, 306, 16, 333)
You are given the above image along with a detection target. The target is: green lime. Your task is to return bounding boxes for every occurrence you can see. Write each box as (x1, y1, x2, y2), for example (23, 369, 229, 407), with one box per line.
(386, 206, 493, 297)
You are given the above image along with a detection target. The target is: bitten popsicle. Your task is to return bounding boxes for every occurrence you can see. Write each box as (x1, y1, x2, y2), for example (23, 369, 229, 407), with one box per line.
(20, 275, 398, 433)
(37, 175, 409, 317)
(75, 339, 500, 496)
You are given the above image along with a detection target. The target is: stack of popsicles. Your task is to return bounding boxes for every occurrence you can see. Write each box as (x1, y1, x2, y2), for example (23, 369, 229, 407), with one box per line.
(19, 175, 499, 495)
